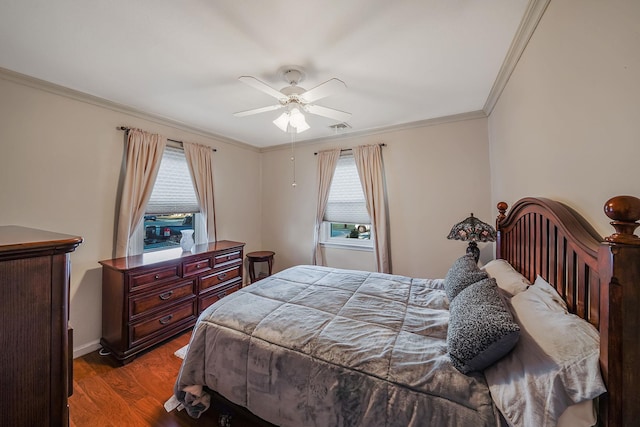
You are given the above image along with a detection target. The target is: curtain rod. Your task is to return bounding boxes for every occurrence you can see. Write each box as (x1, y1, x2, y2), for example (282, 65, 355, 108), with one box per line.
(314, 143, 386, 155)
(118, 126, 217, 152)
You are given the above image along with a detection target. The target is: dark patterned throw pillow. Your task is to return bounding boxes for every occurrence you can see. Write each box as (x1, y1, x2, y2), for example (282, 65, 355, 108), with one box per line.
(444, 254, 489, 302)
(447, 277, 520, 374)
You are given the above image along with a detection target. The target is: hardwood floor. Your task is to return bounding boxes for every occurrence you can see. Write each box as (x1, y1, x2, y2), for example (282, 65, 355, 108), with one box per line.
(69, 332, 261, 427)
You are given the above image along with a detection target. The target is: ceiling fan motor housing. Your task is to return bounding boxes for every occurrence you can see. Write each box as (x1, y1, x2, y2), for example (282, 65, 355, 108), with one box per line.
(280, 86, 306, 100)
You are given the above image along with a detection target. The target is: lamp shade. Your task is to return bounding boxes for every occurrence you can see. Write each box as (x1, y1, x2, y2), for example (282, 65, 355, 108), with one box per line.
(447, 213, 496, 263)
(447, 213, 496, 242)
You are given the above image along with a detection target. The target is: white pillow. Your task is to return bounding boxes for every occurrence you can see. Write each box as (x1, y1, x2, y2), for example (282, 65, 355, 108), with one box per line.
(481, 259, 530, 297)
(557, 399, 596, 427)
(484, 283, 605, 427)
(530, 274, 568, 311)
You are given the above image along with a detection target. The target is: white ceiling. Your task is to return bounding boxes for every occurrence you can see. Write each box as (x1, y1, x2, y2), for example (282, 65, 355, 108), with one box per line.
(0, 0, 531, 148)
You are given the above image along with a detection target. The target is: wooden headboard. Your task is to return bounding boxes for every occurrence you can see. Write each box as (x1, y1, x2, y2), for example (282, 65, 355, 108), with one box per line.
(495, 196, 640, 427)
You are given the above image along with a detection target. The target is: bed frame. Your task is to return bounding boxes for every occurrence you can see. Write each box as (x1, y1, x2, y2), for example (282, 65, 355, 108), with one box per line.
(495, 195, 640, 427)
(196, 195, 639, 427)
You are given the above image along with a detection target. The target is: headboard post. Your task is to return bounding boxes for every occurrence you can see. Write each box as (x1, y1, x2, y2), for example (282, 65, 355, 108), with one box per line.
(496, 202, 508, 260)
(597, 195, 640, 427)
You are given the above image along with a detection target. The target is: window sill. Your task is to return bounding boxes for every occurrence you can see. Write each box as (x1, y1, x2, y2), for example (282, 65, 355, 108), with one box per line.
(320, 241, 374, 252)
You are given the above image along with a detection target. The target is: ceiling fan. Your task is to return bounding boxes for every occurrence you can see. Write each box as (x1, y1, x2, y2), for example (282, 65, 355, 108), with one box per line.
(233, 67, 352, 133)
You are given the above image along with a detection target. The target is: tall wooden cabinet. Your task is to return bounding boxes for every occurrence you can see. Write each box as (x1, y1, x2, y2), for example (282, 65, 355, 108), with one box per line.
(99, 240, 245, 364)
(0, 226, 82, 427)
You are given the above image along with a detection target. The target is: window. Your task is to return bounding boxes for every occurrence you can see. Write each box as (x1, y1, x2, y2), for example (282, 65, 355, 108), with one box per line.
(141, 146, 200, 252)
(143, 213, 195, 251)
(322, 154, 372, 249)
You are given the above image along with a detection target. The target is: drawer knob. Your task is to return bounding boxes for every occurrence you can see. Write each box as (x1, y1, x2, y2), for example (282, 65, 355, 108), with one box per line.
(217, 291, 228, 299)
(159, 291, 174, 300)
(217, 272, 227, 280)
(154, 274, 160, 280)
(196, 263, 202, 269)
(159, 314, 174, 325)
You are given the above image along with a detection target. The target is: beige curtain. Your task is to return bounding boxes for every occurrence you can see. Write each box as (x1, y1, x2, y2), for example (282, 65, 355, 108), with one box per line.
(353, 144, 390, 273)
(312, 148, 341, 265)
(115, 129, 166, 258)
(183, 141, 217, 243)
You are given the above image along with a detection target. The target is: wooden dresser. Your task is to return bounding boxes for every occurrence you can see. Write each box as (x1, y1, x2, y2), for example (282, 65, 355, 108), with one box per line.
(0, 226, 82, 427)
(99, 240, 245, 364)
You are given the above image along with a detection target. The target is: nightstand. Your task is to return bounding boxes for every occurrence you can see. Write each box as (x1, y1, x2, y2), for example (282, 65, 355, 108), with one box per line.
(246, 251, 275, 283)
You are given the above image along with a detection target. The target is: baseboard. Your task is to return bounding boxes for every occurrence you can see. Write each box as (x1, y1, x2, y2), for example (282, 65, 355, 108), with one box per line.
(73, 340, 102, 359)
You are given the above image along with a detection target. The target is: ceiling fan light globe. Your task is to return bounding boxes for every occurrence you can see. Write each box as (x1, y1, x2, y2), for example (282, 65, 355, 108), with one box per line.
(289, 108, 306, 127)
(273, 112, 290, 132)
(294, 121, 310, 133)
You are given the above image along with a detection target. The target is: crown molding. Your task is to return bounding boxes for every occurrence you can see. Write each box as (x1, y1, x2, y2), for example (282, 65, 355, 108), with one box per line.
(1, 65, 488, 153)
(260, 110, 488, 153)
(0, 67, 259, 152)
(483, 0, 551, 115)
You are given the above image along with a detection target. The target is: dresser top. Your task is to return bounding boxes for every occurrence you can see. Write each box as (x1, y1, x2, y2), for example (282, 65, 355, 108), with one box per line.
(0, 225, 83, 256)
(99, 240, 245, 271)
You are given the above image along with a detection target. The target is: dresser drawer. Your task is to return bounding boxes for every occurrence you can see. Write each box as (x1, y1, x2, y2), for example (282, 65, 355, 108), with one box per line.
(183, 257, 213, 277)
(213, 249, 242, 268)
(129, 301, 196, 347)
(129, 265, 180, 291)
(199, 281, 242, 312)
(129, 280, 195, 319)
(200, 265, 242, 293)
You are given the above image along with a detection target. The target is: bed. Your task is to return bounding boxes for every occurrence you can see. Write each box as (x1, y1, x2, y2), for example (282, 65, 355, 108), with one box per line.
(174, 195, 640, 427)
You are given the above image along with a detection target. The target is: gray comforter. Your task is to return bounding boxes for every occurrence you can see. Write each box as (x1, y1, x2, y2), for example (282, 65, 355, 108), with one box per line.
(174, 265, 500, 426)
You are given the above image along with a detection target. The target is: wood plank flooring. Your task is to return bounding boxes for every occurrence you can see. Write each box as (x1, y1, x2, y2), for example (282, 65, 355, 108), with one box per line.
(69, 332, 261, 427)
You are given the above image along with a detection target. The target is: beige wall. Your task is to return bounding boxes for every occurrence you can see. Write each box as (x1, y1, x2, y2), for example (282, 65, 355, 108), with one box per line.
(260, 117, 493, 279)
(489, 0, 640, 236)
(0, 75, 262, 357)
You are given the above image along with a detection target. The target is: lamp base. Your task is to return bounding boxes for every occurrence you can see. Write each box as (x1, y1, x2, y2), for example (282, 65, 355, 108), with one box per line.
(466, 241, 480, 263)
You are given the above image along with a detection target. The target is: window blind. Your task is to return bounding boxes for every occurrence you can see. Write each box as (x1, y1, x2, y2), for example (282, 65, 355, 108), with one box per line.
(324, 155, 370, 224)
(146, 146, 199, 214)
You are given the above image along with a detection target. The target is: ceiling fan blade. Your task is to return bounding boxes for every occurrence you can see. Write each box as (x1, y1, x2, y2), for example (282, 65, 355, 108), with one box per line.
(239, 76, 286, 100)
(233, 104, 282, 117)
(299, 78, 347, 103)
(305, 104, 352, 122)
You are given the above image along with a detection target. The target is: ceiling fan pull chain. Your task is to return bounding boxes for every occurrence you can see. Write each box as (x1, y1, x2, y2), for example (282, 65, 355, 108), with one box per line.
(291, 132, 297, 188)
